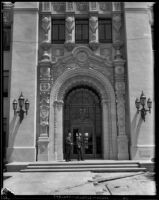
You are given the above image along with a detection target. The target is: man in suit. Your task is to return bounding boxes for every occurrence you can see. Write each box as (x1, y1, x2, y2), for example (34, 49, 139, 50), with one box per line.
(65, 132, 73, 162)
(76, 133, 84, 161)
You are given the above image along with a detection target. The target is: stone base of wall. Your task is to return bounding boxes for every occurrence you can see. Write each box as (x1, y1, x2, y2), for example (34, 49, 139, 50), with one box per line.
(7, 147, 36, 162)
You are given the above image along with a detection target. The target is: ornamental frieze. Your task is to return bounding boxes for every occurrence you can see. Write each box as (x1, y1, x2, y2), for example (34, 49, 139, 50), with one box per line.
(76, 2, 88, 11)
(99, 2, 111, 11)
(53, 2, 65, 12)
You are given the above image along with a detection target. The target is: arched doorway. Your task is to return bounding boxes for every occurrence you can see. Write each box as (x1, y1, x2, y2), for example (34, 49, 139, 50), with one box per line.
(63, 85, 102, 159)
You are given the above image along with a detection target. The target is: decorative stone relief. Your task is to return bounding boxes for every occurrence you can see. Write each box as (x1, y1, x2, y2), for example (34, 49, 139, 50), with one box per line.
(76, 2, 88, 11)
(115, 82, 125, 91)
(42, 2, 51, 12)
(99, 2, 111, 11)
(53, 2, 65, 12)
(54, 100, 64, 111)
(40, 67, 50, 77)
(90, 2, 97, 11)
(89, 16, 99, 50)
(40, 83, 50, 92)
(113, 14, 122, 41)
(115, 66, 124, 75)
(41, 17, 50, 38)
(113, 2, 121, 11)
(100, 47, 112, 62)
(66, 2, 74, 11)
(52, 48, 64, 57)
(65, 16, 75, 51)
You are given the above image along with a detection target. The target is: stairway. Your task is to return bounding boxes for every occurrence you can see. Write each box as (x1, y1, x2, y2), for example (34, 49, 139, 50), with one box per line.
(20, 161, 147, 172)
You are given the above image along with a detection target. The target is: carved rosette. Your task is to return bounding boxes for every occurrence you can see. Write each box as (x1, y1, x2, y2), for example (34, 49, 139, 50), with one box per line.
(65, 16, 75, 51)
(89, 16, 99, 50)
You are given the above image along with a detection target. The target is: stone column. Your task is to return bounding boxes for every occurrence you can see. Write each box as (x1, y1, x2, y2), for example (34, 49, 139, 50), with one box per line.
(54, 101, 64, 161)
(102, 99, 109, 159)
(65, 3, 75, 51)
(7, 2, 39, 162)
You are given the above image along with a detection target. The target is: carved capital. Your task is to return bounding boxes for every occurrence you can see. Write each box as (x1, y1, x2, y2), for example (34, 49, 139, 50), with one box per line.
(89, 42, 99, 51)
(54, 100, 64, 110)
(64, 42, 75, 51)
(113, 14, 122, 32)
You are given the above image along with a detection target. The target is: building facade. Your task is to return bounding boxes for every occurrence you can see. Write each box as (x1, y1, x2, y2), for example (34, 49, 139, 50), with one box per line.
(3, 2, 154, 162)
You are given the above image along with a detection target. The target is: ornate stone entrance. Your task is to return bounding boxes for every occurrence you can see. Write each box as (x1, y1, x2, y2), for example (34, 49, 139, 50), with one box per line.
(63, 86, 102, 159)
(48, 67, 119, 161)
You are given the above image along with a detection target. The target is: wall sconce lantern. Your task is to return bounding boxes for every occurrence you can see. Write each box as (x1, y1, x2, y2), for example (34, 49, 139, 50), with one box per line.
(135, 91, 152, 122)
(84, 132, 89, 149)
(12, 92, 30, 122)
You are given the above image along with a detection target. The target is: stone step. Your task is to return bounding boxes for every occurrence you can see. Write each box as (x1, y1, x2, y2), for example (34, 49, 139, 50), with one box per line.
(21, 167, 147, 173)
(27, 164, 139, 169)
(28, 161, 140, 166)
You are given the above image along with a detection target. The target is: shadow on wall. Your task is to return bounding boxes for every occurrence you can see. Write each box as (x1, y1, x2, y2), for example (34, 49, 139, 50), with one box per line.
(7, 113, 21, 160)
(131, 111, 143, 158)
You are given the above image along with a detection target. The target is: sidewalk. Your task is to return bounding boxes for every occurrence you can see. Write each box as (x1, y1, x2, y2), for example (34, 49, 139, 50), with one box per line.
(2, 171, 156, 195)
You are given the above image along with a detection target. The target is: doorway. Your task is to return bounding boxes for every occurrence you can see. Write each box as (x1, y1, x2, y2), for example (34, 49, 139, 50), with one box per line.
(63, 86, 102, 159)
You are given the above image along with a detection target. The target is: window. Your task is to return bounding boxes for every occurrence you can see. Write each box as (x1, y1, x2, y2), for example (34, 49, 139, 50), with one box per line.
(3, 25, 11, 51)
(52, 19, 65, 43)
(3, 71, 9, 97)
(99, 19, 112, 43)
(75, 19, 89, 43)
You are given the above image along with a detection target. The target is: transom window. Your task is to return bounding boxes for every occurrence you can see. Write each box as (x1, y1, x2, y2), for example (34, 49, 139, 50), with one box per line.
(52, 19, 65, 43)
(75, 19, 89, 43)
(99, 19, 112, 43)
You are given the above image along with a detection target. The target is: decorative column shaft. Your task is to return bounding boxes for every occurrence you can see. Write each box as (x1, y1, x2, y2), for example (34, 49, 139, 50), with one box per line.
(53, 100, 64, 161)
(64, 15, 75, 51)
(89, 15, 99, 50)
(102, 99, 109, 159)
(37, 8, 52, 161)
(113, 41, 129, 160)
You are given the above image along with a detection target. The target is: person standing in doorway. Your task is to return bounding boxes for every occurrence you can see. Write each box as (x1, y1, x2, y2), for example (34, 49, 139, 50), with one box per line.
(76, 133, 84, 161)
(65, 132, 73, 162)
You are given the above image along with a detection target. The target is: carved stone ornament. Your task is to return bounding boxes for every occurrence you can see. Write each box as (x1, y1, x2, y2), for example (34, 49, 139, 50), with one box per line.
(113, 2, 121, 11)
(3, 11, 11, 24)
(53, 2, 65, 12)
(40, 67, 50, 77)
(100, 48, 112, 61)
(76, 2, 88, 11)
(64, 42, 75, 51)
(40, 97, 50, 105)
(42, 2, 51, 11)
(89, 16, 98, 33)
(99, 2, 111, 11)
(76, 51, 88, 63)
(41, 17, 50, 33)
(40, 83, 50, 91)
(66, 17, 74, 34)
(67, 2, 74, 11)
(115, 66, 124, 75)
(89, 42, 99, 51)
(90, 2, 96, 10)
(115, 82, 125, 91)
(113, 14, 122, 32)
(40, 105, 49, 119)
